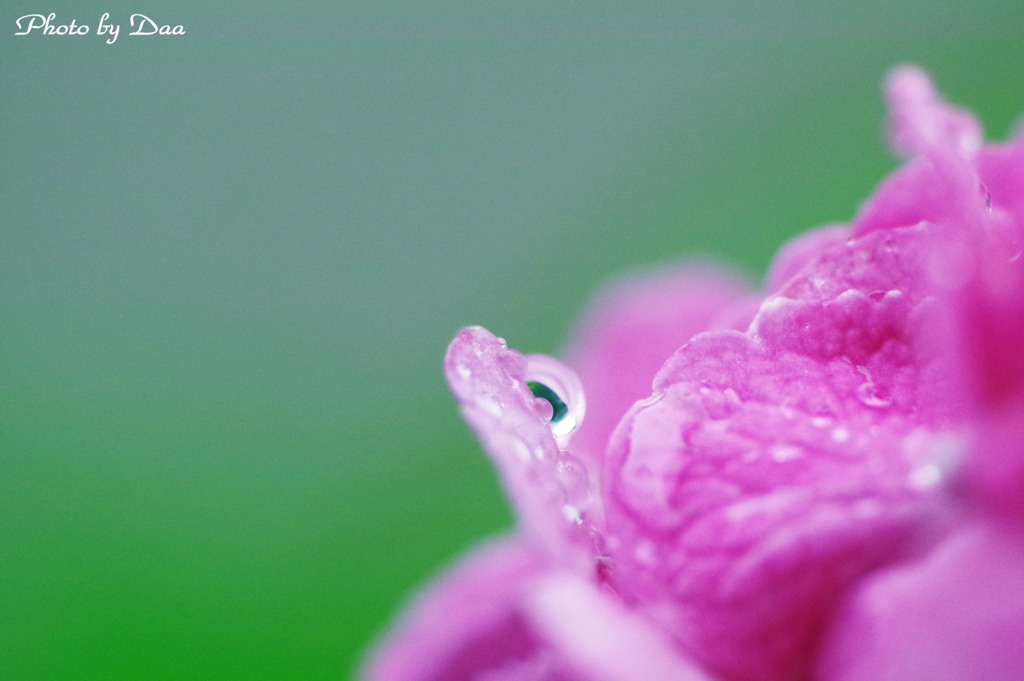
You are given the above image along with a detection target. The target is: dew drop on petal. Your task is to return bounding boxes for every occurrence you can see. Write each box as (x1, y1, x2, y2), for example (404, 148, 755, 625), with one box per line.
(555, 454, 590, 509)
(856, 383, 893, 408)
(527, 381, 568, 423)
(554, 454, 592, 525)
(524, 354, 586, 448)
(855, 365, 893, 409)
(531, 395, 555, 422)
(978, 181, 993, 212)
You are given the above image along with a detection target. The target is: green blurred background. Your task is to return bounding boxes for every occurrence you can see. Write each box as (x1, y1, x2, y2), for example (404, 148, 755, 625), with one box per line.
(3, 2, 1023, 679)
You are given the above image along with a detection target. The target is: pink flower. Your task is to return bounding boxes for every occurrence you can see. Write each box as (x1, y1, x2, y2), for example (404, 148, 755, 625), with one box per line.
(359, 66, 1024, 681)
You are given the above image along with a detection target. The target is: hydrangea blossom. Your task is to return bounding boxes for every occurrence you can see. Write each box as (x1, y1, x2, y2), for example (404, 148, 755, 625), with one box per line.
(360, 66, 1024, 681)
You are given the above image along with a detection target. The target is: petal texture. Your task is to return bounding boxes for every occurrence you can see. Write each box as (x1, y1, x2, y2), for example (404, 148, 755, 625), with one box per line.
(445, 327, 600, 567)
(365, 64, 1024, 681)
(598, 69, 992, 680)
(566, 262, 754, 470)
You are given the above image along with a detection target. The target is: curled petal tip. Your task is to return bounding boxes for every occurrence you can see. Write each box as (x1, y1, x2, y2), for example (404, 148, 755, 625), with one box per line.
(445, 326, 600, 560)
(885, 63, 983, 159)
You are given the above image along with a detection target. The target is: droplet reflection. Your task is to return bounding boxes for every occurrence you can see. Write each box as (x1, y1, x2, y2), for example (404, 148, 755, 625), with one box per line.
(524, 354, 586, 449)
(527, 381, 568, 423)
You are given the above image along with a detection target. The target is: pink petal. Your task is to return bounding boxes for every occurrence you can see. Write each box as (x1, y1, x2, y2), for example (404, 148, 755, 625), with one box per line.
(765, 224, 849, 293)
(885, 64, 982, 159)
(601, 220, 963, 681)
(817, 91, 1024, 676)
(855, 66, 988, 238)
(360, 537, 716, 681)
(954, 223, 1024, 412)
(976, 139, 1024, 241)
(950, 195, 1024, 515)
(852, 156, 955, 235)
(445, 326, 599, 566)
(359, 536, 575, 681)
(366, 64, 1024, 681)
(565, 261, 754, 471)
(524, 574, 715, 681)
(819, 523, 1024, 681)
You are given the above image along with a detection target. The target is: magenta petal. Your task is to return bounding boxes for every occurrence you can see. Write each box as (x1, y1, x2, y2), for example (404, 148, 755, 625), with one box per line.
(445, 326, 599, 563)
(360, 536, 717, 681)
(359, 537, 559, 681)
(765, 224, 849, 292)
(366, 64, 1024, 681)
(523, 575, 714, 681)
(885, 64, 982, 159)
(976, 139, 1024, 241)
(956, 233, 1024, 410)
(819, 524, 1024, 681)
(603, 328, 946, 681)
(565, 262, 753, 469)
(952, 220, 1024, 514)
(852, 157, 951, 235)
(600, 216, 967, 680)
(855, 66, 988, 238)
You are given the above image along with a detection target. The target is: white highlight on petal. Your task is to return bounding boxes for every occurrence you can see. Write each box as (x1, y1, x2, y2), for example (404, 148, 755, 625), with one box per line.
(910, 463, 942, 488)
(885, 63, 983, 157)
(525, 574, 714, 681)
(905, 429, 967, 490)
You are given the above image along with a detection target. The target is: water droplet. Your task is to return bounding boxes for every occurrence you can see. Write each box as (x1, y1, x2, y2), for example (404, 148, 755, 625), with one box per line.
(555, 454, 590, 512)
(979, 182, 993, 212)
(562, 505, 582, 523)
(856, 384, 892, 408)
(855, 365, 892, 408)
(525, 354, 586, 448)
(531, 395, 554, 421)
(527, 380, 568, 423)
(557, 454, 589, 522)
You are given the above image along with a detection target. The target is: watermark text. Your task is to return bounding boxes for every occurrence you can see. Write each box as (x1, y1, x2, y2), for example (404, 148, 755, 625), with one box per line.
(15, 13, 185, 44)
